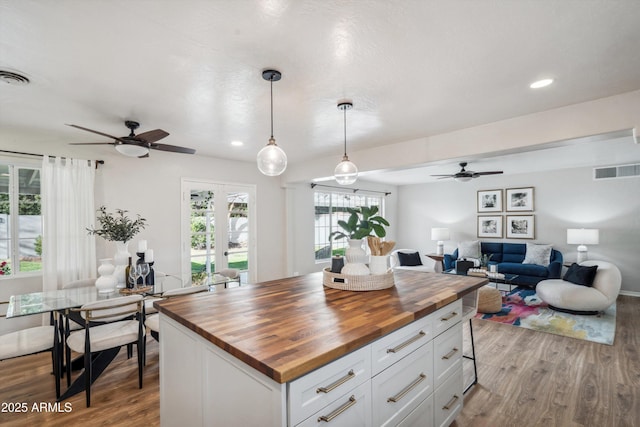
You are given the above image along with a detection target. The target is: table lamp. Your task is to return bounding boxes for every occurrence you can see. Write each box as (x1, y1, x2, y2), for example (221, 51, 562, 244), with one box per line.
(567, 228, 599, 264)
(431, 227, 450, 256)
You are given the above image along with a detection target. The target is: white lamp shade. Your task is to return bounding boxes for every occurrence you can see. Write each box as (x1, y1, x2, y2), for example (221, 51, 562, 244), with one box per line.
(567, 228, 599, 245)
(115, 144, 149, 157)
(431, 228, 450, 241)
(334, 159, 358, 185)
(257, 142, 287, 176)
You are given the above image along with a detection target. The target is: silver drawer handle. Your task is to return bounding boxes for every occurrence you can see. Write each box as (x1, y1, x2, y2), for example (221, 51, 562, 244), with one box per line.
(317, 395, 357, 423)
(442, 347, 459, 360)
(316, 369, 355, 394)
(442, 394, 459, 410)
(440, 311, 458, 321)
(387, 331, 426, 353)
(387, 373, 426, 403)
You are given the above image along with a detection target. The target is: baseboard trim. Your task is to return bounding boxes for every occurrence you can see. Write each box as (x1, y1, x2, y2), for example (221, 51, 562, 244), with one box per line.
(619, 290, 640, 298)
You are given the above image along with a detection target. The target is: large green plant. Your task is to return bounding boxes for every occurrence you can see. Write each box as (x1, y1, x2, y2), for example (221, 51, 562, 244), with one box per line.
(87, 206, 147, 242)
(329, 206, 389, 241)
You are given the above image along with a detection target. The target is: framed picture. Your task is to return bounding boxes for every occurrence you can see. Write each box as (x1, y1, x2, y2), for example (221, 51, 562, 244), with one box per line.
(506, 187, 534, 212)
(477, 189, 502, 212)
(478, 215, 503, 238)
(506, 215, 535, 239)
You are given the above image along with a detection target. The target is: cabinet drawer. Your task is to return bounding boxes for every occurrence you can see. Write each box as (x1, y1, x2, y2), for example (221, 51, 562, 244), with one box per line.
(296, 381, 372, 427)
(397, 395, 434, 427)
(289, 346, 371, 426)
(372, 341, 434, 427)
(434, 367, 463, 427)
(432, 299, 462, 337)
(371, 315, 432, 375)
(433, 322, 462, 387)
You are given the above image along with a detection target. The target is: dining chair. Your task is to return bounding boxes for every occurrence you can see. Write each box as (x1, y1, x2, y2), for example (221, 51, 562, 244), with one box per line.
(145, 284, 210, 341)
(0, 302, 61, 398)
(65, 294, 145, 407)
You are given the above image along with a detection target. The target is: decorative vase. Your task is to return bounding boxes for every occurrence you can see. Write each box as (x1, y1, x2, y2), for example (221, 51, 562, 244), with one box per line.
(95, 258, 118, 293)
(369, 255, 389, 275)
(343, 239, 370, 276)
(113, 241, 130, 288)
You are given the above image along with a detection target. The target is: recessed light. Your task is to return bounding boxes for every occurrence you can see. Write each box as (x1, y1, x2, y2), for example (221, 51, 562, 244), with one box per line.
(530, 78, 554, 89)
(231, 140, 243, 147)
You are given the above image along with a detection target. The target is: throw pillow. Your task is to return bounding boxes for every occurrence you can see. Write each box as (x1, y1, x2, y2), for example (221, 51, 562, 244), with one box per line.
(563, 263, 598, 287)
(522, 243, 552, 266)
(458, 240, 481, 259)
(398, 251, 422, 266)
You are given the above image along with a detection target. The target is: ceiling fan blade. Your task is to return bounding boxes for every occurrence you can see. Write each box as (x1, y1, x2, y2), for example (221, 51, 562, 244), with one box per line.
(430, 174, 455, 177)
(66, 124, 127, 143)
(474, 171, 504, 176)
(150, 143, 196, 155)
(136, 129, 169, 143)
(69, 142, 116, 146)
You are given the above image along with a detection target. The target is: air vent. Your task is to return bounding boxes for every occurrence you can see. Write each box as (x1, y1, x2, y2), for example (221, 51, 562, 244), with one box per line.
(594, 163, 640, 180)
(0, 70, 30, 85)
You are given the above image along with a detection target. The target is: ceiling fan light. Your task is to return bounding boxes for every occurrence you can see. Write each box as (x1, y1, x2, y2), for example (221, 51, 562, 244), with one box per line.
(334, 156, 358, 185)
(257, 138, 287, 176)
(454, 176, 472, 183)
(115, 144, 149, 157)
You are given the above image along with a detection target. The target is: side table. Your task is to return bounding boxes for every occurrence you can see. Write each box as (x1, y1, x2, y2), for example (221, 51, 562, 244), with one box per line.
(426, 253, 445, 273)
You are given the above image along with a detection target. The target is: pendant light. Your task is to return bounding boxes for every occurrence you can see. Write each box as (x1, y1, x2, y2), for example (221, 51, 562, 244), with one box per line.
(334, 101, 358, 185)
(257, 69, 287, 176)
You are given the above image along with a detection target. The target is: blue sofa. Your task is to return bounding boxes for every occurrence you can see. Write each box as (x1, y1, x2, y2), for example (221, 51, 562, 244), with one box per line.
(443, 242, 563, 288)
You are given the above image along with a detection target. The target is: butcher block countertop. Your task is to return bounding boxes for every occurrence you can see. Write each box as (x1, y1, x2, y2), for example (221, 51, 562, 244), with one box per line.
(154, 270, 487, 383)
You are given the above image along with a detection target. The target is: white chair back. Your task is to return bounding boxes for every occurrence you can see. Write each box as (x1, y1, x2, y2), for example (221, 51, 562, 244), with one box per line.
(162, 284, 210, 297)
(63, 278, 96, 289)
(79, 294, 143, 323)
(581, 260, 622, 306)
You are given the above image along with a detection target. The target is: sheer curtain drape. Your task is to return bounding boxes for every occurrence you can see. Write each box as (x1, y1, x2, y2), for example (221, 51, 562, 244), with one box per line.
(42, 156, 96, 292)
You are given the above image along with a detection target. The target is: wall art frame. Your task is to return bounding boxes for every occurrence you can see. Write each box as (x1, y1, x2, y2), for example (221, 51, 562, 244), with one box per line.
(505, 187, 534, 212)
(506, 214, 535, 239)
(477, 215, 503, 238)
(477, 189, 503, 213)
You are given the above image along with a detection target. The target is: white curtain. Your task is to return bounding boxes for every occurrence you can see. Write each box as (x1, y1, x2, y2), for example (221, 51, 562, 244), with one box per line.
(42, 156, 96, 292)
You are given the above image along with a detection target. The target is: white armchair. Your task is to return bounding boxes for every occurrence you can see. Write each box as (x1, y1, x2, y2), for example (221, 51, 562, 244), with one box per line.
(389, 249, 433, 272)
(536, 260, 621, 314)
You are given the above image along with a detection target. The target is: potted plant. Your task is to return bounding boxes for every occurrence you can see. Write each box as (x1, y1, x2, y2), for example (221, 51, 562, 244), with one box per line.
(88, 206, 147, 287)
(329, 206, 390, 275)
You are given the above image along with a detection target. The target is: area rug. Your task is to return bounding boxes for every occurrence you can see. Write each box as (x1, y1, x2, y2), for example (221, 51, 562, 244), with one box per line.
(475, 287, 616, 345)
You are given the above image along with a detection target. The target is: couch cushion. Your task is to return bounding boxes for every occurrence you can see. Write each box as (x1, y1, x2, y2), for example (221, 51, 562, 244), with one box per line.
(502, 243, 526, 263)
(522, 243, 552, 267)
(397, 251, 422, 266)
(481, 242, 503, 263)
(497, 262, 549, 278)
(563, 263, 598, 287)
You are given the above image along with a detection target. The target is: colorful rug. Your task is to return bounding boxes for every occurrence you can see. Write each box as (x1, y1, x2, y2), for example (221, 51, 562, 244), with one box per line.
(475, 287, 616, 345)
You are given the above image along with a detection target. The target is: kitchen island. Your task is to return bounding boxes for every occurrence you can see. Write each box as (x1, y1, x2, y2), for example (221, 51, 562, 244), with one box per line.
(155, 269, 487, 427)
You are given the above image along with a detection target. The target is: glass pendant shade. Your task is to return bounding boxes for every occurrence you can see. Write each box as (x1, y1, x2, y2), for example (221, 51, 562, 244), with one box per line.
(334, 156, 358, 185)
(258, 69, 286, 176)
(257, 137, 287, 176)
(334, 101, 358, 185)
(115, 144, 149, 157)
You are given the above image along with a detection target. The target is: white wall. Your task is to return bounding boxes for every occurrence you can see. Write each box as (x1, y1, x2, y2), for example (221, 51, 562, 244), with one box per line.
(286, 181, 398, 276)
(396, 166, 640, 294)
(94, 151, 287, 283)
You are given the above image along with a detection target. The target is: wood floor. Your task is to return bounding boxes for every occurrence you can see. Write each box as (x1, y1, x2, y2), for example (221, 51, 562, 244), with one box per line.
(1, 295, 638, 426)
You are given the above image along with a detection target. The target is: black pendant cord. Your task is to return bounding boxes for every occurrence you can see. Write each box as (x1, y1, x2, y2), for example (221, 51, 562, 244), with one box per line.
(270, 76, 274, 139)
(343, 106, 347, 157)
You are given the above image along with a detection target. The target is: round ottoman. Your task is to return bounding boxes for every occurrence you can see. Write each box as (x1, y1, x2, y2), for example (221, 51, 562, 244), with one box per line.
(477, 285, 502, 314)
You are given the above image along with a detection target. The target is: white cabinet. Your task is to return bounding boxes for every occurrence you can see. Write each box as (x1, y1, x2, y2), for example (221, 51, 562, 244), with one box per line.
(159, 297, 470, 427)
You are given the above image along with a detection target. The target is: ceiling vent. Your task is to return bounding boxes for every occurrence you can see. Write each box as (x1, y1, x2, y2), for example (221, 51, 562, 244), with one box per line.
(0, 70, 30, 85)
(594, 163, 640, 180)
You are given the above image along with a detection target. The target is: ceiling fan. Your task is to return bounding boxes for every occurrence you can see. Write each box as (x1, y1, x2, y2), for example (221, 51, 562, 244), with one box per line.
(67, 120, 196, 157)
(431, 162, 503, 182)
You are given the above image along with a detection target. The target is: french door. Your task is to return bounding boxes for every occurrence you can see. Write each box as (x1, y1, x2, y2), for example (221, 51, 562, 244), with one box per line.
(181, 179, 256, 286)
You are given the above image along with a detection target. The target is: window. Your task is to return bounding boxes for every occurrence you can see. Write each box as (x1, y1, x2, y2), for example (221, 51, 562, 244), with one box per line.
(0, 163, 42, 277)
(314, 190, 384, 261)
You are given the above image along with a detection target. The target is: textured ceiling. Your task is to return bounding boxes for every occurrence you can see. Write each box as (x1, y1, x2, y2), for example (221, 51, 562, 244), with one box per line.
(1, 0, 640, 175)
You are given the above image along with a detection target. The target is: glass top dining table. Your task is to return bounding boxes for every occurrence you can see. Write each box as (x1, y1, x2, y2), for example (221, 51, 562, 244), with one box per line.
(6, 286, 145, 318)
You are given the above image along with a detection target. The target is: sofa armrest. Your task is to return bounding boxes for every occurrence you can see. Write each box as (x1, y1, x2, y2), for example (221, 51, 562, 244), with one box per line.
(548, 261, 562, 279)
